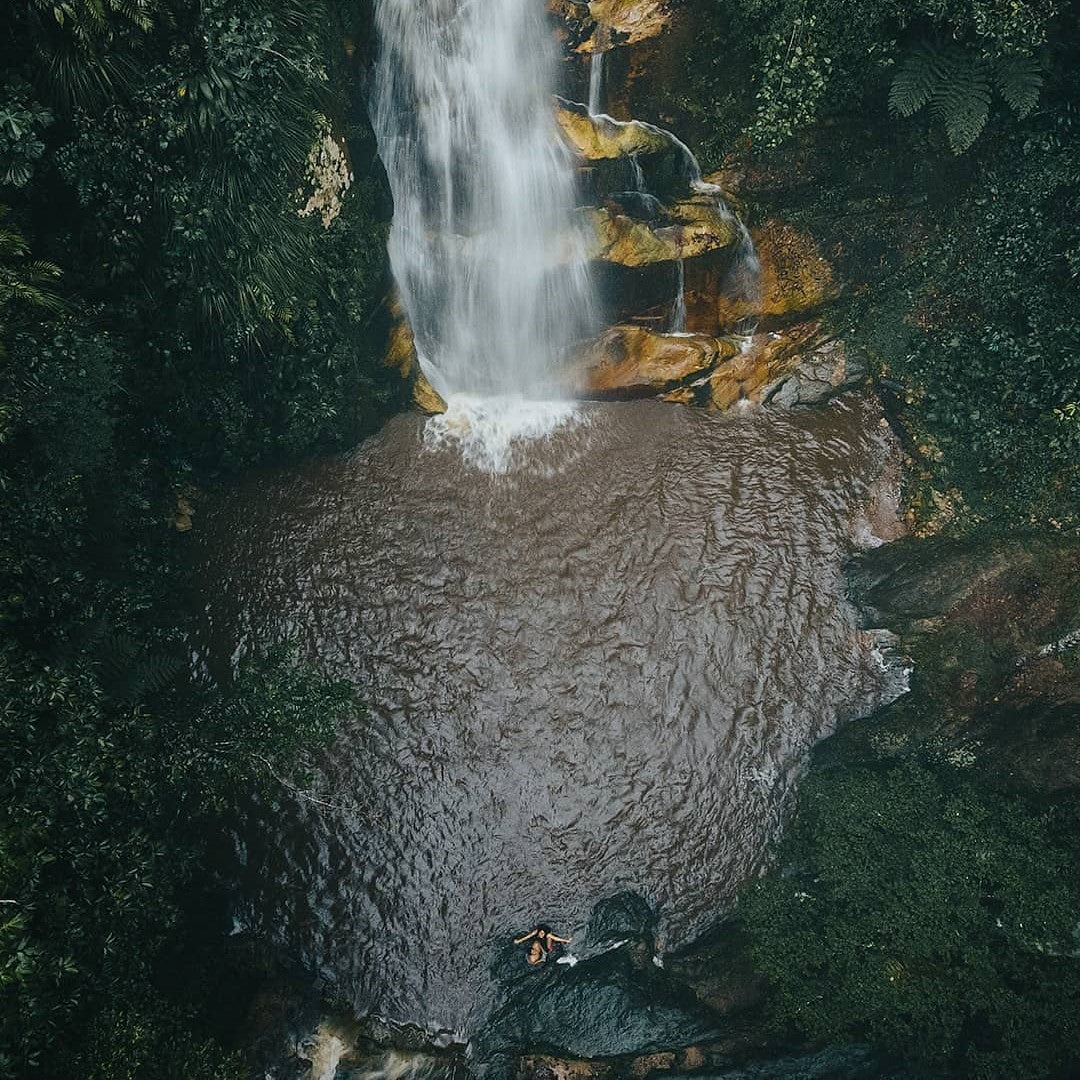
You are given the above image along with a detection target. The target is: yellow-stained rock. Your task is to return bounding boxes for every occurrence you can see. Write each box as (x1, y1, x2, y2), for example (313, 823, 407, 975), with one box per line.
(413, 371, 448, 415)
(174, 494, 194, 532)
(585, 204, 736, 266)
(578, 325, 736, 396)
(657, 384, 700, 405)
(554, 99, 672, 160)
(711, 221, 836, 329)
(706, 321, 830, 411)
(582, 0, 672, 51)
(547, 0, 671, 52)
(385, 314, 417, 379)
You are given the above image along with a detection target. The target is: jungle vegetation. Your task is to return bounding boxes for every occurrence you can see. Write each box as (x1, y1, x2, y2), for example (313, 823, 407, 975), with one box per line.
(683, 0, 1078, 531)
(0, 0, 396, 1074)
(0, 0, 1077, 1075)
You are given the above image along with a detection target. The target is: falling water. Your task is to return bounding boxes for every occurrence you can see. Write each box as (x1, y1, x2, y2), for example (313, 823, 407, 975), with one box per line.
(588, 50, 604, 115)
(371, 0, 594, 469)
(669, 259, 687, 332)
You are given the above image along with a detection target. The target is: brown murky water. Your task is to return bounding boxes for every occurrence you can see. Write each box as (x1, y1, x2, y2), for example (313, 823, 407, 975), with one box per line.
(194, 395, 900, 1036)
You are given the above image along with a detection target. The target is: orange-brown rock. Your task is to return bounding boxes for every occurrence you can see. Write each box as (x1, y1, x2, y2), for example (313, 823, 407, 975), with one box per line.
(383, 305, 447, 414)
(413, 370, 448, 415)
(705, 320, 848, 411)
(710, 221, 836, 329)
(385, 312, 417, 378)
(581, 0, 672, 51)
(585, 204, 736, 266)
(577, 325, 736, 396)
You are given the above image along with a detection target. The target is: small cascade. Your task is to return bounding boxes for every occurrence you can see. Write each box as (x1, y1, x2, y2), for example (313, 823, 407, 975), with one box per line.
(669, 259, 687, 332)
(588, 49, 605, 116)
(590, 112, 760, 339)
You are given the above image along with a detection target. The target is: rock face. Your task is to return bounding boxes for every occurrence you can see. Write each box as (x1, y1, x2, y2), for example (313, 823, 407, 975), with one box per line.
(577, 325, 736, 396)
(384, 307, 448, 415)
(585, 204, 736, 266)
(555, 99, 674, 160)
(703, 221, 836, 331)
(548, 0, 673, 53)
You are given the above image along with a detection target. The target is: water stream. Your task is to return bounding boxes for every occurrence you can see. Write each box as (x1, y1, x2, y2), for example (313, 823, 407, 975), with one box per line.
(371, 0, 594, 469)
(588, 50, 604, 116)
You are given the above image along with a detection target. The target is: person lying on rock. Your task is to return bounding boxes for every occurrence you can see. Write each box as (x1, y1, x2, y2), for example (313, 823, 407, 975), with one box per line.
(514, 925, 572, 964)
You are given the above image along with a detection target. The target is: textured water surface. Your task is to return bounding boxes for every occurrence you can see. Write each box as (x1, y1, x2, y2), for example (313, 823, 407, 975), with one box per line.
(194, 396, 900, 1036)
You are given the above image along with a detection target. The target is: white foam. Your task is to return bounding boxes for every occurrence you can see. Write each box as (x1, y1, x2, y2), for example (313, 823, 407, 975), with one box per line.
(422, 395, 581, 473)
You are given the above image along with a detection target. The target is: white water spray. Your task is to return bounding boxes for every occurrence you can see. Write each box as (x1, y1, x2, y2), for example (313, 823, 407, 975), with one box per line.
(588, 50, 604, 116)
(372, 0, 594, 469)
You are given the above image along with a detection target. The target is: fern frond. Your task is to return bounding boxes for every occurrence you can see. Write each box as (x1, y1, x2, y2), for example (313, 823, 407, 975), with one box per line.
(889, 44, 944, 118)
(994, 54, 1042, 119)
(931, 53, 991, 154)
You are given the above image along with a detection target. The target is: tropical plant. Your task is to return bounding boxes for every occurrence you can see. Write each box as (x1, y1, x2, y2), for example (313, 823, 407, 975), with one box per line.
(889, 43, 1044, 152)
(0, 85, 54, 188)
(0, 209, 61, 356)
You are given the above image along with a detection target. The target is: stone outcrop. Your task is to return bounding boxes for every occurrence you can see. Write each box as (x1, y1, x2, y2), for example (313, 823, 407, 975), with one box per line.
(577, 325, 737, 396)
(548, 0, 673, 53)
(704, 220, 836, 330)
(384, 306, 448, 415)
(585, 203, 736, 266)
(555, 99, 674, 160)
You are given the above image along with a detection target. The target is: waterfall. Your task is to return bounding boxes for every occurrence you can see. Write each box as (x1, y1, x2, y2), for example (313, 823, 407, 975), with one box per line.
(588, 50, 604, 116)
(669, 259, 687, 332)
(372, 0, 593, 468)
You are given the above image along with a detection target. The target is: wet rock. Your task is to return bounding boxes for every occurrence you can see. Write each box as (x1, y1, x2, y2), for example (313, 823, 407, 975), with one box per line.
(586, 204, 736, 267)
(586, 890, 659, 946)
(383, 307, 448, 415)
(555, 99, 675, 161)
(759, 331, 867, 408)
(548, 0, 672, 53)
(385, 309, 417, 379)
(695, 221, 835, 332)
(413, 370, 448, 415)
(577, 325, 736, 396)
(665, 922, 766, 1017)
(479, 946, 723, 1063)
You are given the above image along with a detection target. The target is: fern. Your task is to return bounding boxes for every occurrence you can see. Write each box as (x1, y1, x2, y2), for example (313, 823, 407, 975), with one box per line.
(994, 54, 1043, 119)
(890, 42, 1042, 154)
(933, 54, 992, 154)
(95, 630, 185, 704)
(888, 43, 946, 118)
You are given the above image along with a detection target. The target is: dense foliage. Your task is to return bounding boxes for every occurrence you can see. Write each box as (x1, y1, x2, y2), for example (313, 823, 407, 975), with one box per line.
(740, 760, 1080, 1078)
(0, 0, 394, 1074)
(681, 0, 1078, 529)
